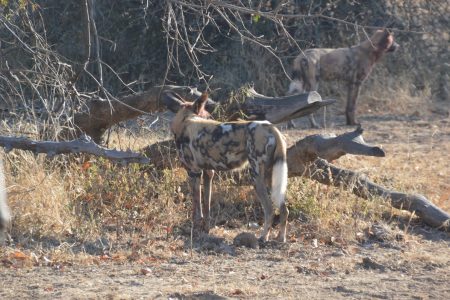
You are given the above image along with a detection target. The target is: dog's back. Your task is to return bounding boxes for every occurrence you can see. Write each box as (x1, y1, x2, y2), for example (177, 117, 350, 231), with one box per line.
(174, 114, 286, 173)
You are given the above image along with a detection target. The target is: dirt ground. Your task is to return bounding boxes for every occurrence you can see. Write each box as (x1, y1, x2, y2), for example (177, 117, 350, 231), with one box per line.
(1, 111, 450, 299)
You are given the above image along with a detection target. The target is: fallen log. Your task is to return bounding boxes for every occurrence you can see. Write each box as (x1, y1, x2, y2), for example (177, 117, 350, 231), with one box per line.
(143, 128, 450, 231)
(161, 89, 336, 124)
(237, 88, 335, 123)
(73, 87, 163, 143)
(74, 87, 333, 143)
(301, 159, 450, 230)
(0, 135, 149, 164)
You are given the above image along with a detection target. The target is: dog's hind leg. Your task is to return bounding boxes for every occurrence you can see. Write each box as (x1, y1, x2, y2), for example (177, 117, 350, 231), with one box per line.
(255, 179, 273, 242)
(277, 201, 289, 243)
(346, 82, 362, 125)
(202, 170, 214, 232)
(253, 165, 274, 242)
(188, 171, 204, 233)
(308, 114, 320, 128)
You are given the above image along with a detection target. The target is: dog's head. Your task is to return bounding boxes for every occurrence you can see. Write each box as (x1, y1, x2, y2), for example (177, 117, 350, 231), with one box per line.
(163, 90, 210, 118)
(181, 92, 210, 119)
(371, 29, 399, 53)
(163, 90, 211, 135)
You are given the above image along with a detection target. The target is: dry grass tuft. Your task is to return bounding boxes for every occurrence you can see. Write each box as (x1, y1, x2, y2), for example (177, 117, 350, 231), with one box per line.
(5, 152, 77, 240)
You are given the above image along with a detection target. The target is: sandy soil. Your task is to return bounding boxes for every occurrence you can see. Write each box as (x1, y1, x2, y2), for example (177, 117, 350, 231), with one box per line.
(1, 228, 449, 299)
(1, 113, 449, 300)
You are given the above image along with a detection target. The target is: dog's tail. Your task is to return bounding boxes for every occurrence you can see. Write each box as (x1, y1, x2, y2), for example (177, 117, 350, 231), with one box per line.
(0, 159, 10, 236)
(271, 128, 288, 209)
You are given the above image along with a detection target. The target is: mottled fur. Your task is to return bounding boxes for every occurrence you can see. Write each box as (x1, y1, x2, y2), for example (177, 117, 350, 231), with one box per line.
(170, 93, 289, 242)
(289, 29, 399, 127)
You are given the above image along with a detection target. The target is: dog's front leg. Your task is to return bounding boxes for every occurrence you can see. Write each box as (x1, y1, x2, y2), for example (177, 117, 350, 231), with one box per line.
(188, 171, 203, 234)
(202, 170, 214, 233)
(308, 114, 320, 128)
(346, 82, 362, 125)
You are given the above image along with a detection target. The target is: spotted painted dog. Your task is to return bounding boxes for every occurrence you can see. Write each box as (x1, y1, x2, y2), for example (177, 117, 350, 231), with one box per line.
(164, 91, 289, 242)
(288, 29, 399, 127)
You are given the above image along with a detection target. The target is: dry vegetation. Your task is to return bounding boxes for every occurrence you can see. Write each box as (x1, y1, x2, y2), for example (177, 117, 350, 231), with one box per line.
(1, 78, 449, 254)
(1, 83, 449, 298)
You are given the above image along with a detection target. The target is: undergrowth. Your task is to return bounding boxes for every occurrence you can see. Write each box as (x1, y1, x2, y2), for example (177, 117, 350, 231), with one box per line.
(1, 141, 397, 257)
(1, 76, 447, 264)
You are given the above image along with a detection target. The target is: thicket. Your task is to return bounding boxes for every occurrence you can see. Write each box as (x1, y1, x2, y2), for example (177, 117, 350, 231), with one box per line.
(0, 0, 448, 121)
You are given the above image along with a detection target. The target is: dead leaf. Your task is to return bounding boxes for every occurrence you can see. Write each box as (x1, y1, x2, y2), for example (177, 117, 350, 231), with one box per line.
(81, 161, 92, 171)
(99, 254, 110, 261)
(12, 251, 29, 260)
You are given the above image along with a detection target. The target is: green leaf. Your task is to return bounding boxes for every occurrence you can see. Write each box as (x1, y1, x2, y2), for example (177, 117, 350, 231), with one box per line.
(252, 14, 260, 23)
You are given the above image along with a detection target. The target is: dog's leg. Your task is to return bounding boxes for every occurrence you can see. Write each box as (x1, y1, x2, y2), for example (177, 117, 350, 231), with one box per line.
(202, 170, 214, 233)
(188, 171, 203, 233)
(308, 114, 320, 128)
(346, 82, 361, 125)
(254, 166, 274, 242)
(277, 202, 289, 243)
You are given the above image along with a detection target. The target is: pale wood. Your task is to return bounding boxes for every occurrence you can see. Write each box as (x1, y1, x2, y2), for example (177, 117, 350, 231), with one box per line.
(300, 159, 450, 231)
(0, 135, 149, 164)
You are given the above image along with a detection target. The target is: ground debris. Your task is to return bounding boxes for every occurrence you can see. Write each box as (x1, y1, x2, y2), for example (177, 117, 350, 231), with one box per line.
(360, 256, 386, 271)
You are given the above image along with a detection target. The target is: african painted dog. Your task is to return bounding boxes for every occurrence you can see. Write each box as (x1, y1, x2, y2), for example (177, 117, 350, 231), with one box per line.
(164, 91, 289, 242)
(289, 29, 399, 127)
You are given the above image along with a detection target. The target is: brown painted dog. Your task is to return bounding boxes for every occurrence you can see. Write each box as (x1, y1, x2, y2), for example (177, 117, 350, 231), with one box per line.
(288, 29, 399, 127)
(164, 91, 289, 242)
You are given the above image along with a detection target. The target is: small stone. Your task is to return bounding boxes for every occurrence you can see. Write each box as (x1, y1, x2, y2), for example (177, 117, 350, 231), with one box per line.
(233, 232, 259, 249)
(248, 222, 259, 229)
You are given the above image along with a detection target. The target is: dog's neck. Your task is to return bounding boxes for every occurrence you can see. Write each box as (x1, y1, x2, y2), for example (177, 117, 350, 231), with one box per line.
(358, 39, 386, 63)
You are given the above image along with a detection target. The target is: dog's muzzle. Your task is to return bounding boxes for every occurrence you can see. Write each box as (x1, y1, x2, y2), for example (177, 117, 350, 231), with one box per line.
(388, 42, 400, 52)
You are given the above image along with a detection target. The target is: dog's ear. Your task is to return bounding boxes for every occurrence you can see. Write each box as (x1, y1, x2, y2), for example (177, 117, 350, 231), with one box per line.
(192, 92, 210, 118)
(383, 28, 393, 36)
(162, 90, 186, 113)
(377, 28, 393, 50)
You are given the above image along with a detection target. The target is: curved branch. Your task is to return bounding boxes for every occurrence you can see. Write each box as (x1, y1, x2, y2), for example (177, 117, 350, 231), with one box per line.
(0, 135, 149, 164)
(300, 159, 450, 231)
